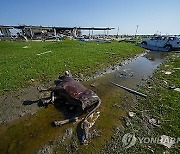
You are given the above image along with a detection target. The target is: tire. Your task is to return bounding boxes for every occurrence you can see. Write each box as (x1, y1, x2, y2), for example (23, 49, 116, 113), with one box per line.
(164, 44, 172, 51)
(141, 41, 147, 45)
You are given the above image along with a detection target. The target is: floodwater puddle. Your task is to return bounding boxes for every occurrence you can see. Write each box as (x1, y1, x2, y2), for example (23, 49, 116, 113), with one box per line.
(0, 51, 168, 153)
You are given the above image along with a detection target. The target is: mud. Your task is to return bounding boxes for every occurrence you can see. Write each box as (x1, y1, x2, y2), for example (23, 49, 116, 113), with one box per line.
(0, 85, 53, 124)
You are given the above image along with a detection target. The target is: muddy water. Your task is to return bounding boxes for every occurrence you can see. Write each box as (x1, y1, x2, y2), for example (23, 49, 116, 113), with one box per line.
(0, 51, 168, 153)
(86, 51, 168, 101)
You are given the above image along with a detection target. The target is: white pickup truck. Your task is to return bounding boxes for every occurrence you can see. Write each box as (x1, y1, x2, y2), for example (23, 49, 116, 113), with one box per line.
(140, 36, 180, 51)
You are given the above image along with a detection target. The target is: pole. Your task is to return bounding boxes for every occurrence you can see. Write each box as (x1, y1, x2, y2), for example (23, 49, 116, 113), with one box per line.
(117, 27, 119, 36)
(135, 25, 139, 38)
(92, 29, 93, 39)
(110, 82, 147, 98)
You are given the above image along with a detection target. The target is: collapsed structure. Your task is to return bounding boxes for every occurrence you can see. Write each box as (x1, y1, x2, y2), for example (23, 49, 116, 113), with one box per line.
(0, 25, 114, 41)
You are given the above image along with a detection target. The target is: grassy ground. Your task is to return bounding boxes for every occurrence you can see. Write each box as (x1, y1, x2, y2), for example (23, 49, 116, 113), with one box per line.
(0, 40, 143, 93)
(0, 40, 144, 153)
(101, 51, 180, 153)
(138, 52, 180, 153)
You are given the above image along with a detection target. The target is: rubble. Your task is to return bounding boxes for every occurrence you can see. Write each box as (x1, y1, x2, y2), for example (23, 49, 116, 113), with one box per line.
(164, 71, 172, 75)
(174, 88, 180, 92)
(148, 118, 161, 127)
(37, 51, 52, 56)
(128, 112, 136, 117)
(23, 46, 29, 49)
(173, 68, 180, 70)
(90, 82, 99, 87)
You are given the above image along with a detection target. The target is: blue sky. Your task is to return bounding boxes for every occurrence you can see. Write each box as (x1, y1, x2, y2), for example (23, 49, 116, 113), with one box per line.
(0, 0, 180, 35)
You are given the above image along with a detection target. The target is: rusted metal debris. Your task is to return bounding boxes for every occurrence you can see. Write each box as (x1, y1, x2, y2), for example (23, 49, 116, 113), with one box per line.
(38, 71, 101, 144)
(110, 82, 147, 98)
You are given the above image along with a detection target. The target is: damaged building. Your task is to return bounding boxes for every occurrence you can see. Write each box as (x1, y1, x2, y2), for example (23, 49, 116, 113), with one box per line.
(0, 25, 114, 41)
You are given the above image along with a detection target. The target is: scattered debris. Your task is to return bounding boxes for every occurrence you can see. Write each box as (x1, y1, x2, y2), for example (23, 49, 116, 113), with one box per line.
(30, 79, 35, 82)
(169, 86, 176, 89)
(173, 68, 180, 70)
(159, 135, 175, 149)
(129, 73, 134, 77)
(148, 118, 161, 127)
(112, 103, 122, 109)
(62, 128, 73, 141)
(163, 80, 168, 85)
(174, 88, 180, 92)
(88, 111, 100, 128)
(128, 112, 136, 117)
(147, 145, 155, 153)
(169, 86, 180, 92)
(37, 51, 52, 56)
(110, 82, 147, 98)
(23, 46, 29, 49)
(89, 129, 101, 139)
(78, 73, 84, 79)
(37, 145, 53, 154)
(164, 71, 172, 75)
(90, 82, 99, 87)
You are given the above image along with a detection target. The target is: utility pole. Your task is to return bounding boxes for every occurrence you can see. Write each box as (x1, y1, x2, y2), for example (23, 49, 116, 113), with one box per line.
(107, 29, 109, 38)
(117, 27, 119, 38)
(135, 25, 139, 38)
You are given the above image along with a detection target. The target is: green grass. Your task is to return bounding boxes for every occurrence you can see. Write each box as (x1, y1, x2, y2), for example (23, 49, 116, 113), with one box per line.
(141, 53, 180, 137)
(127, 52, 180, 153)
(0, 40, 143, 93)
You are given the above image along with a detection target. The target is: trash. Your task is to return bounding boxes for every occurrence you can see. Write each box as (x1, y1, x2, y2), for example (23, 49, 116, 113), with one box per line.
(128, 112, 136, 117)
(37, 51, 52, 56)
(163, 80, 168, 85)
(88, 111, 100, 128)
(62, 128, 73, 141)
(169, 86, 180, 92)
(30, 79, 35, 82)
(174, 88, 180, 92)
(110, 82, 147, 98)
(169, 86, 176, 89)
(159, 135, 175, 148)
(173, 68, 180, 70)
(149, 118, 161, 127)
(147, 145, 154, 153)
(23, 46, 29, 48)
(90, 82, 99, 87)
(112, 103, 122, 109)
(164, 71, 172, 75)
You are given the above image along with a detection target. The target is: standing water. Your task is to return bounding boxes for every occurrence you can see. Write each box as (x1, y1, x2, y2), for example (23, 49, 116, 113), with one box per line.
(87, 51, 168, 98)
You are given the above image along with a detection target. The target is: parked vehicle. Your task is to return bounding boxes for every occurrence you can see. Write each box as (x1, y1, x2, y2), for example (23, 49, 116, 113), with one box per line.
(141, 36, 180, 51)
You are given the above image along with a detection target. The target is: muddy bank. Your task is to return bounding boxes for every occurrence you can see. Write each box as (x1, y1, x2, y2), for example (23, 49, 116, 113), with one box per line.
(0, 51, 169, 153)
(0, 52, 144, 124)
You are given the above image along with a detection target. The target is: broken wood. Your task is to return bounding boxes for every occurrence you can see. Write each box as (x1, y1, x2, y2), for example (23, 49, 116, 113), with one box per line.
(110, 82, 147, 98)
